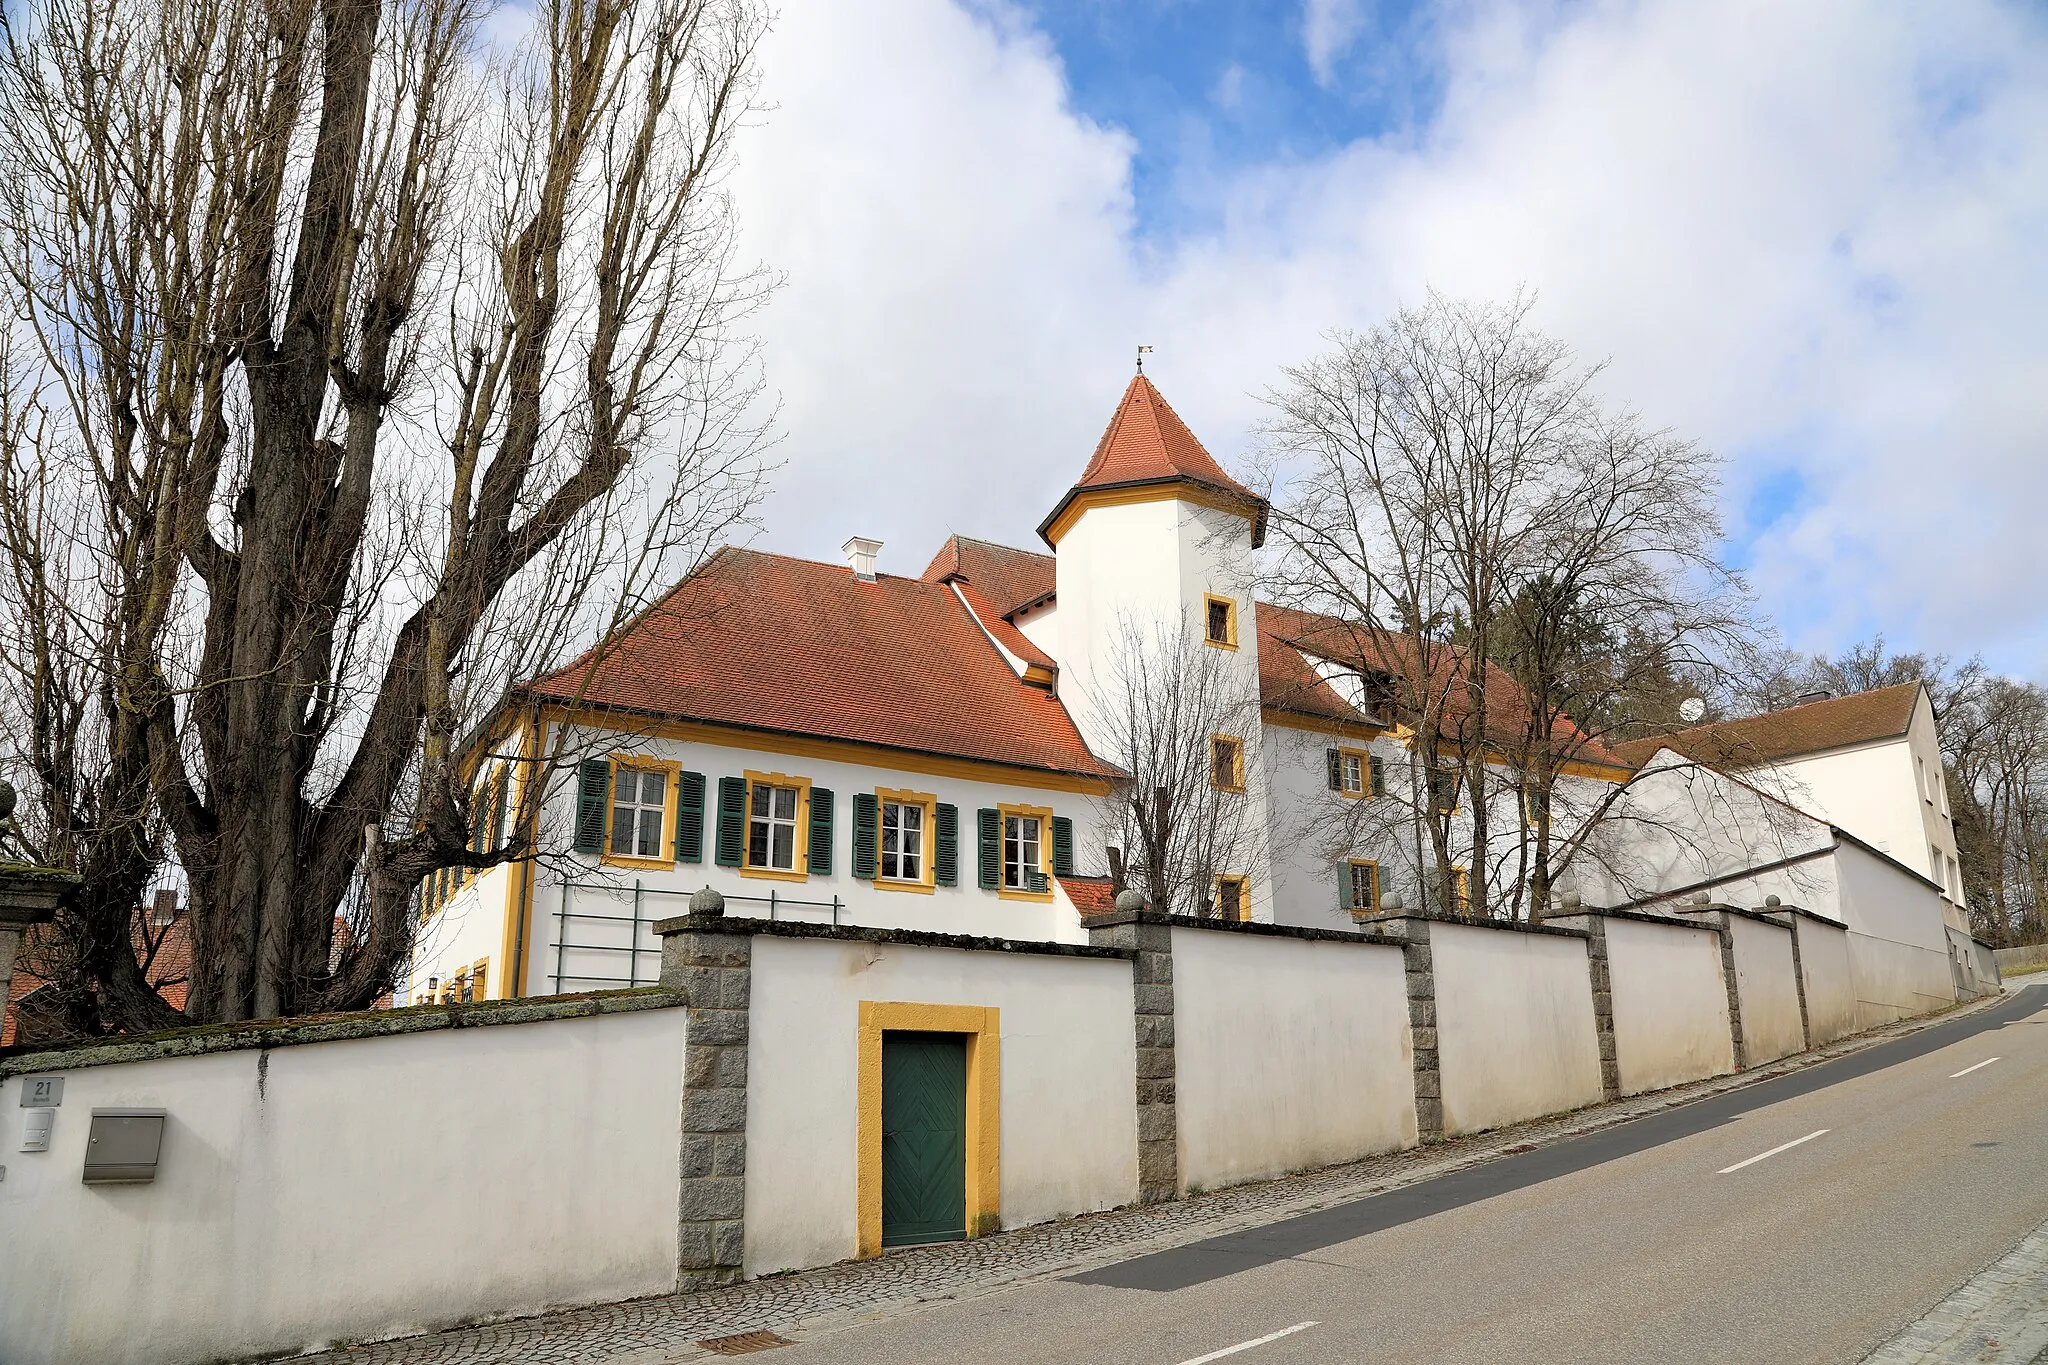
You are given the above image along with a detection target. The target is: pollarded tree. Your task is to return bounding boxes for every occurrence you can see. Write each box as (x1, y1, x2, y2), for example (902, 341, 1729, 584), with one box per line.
(0, 0, 773, 1028)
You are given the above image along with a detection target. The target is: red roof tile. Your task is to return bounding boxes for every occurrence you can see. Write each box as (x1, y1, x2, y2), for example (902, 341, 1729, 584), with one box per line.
(1038, 375, 1267, 547)
(1061, 876, 1118, 917)
(952, 580, 1057, 673)
(921, 536, 1057, 618)
(524, 549, 1118, 779)
(1610, 682, 1922, 770)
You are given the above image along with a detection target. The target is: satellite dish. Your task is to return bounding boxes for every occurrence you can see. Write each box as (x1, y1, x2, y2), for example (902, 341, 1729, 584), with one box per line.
(1678, 698, 1706, 724)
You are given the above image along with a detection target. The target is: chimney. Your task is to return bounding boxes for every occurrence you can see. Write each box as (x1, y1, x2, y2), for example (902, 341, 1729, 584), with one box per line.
(842, 536, 882, 582)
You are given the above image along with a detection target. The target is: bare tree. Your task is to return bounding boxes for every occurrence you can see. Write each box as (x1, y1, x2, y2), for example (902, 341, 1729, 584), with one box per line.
(0, 0, 773, 1030)
(1090, 614, 1267, 919)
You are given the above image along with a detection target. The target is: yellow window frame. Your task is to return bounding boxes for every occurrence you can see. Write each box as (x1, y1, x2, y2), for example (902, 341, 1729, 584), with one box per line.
(601, 754, 683, 871)
(1209, 732, 1245, 793)
(1202, 593, 1239, 650)
(875, 786, 939, 895)
(996, 802, 1055, 901)
(1213, 874, 1251, 921)
(1337, 745, 1375, 799)
(740, 769, 813, 883)
(1450, 863, 1471, 914)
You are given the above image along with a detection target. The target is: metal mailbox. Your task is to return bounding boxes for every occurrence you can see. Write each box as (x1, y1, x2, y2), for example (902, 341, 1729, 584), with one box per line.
(82, 1108, 166, 1184)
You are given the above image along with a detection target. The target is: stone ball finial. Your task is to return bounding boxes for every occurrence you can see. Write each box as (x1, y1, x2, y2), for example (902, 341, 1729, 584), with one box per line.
(1380, 892, 1403, 912)
(1765, 894, 1782, 908)
(689, 885, 726, 917)
(1561, 888, 1581, 911)
(1113, 888, 1147, 915)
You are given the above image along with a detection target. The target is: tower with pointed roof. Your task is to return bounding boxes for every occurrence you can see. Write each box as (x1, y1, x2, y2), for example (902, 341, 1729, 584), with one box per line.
(1027, 373, 1275, 917)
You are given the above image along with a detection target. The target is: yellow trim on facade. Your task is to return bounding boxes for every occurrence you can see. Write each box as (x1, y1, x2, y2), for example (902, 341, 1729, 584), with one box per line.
(1261, 707, 1387, 742)
(740, 769, 813, 882)
(503, 716, 544, 999)
(1208, 733, 1246, 793)
(856, 1000, 1002, 1259)
(1450, 864, 1471, 914)
(600, 754, 684, 871)
(996, 802, 1055, 901)
(1202, 593, 1239, 651)
(1041, 480, 1260, 547)
(874, 786, 939, 895)
(1263, 709, 1631, 782)
(538, 705, 1115, 796)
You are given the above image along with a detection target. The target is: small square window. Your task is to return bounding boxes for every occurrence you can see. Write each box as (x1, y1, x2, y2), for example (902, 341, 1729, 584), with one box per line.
(1215, 876, 1247, 920)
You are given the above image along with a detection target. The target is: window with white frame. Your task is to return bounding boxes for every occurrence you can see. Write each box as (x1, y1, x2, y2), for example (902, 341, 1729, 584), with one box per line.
(1341, 750, 1365, 795)
(881, 799, 925, 882)
(610, 767, 667, 858)
(1348, 860, 1379, 912)
(749, 782, 801, 871)
(1003, 812, 1042, 889)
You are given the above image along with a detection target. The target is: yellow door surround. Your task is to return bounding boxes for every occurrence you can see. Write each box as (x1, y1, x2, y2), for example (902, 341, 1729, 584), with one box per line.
(856, 1000, 1001, 1258)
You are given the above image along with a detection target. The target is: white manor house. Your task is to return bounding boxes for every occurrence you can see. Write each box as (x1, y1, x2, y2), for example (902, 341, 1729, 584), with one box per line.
(405, 374, 1982, 1018)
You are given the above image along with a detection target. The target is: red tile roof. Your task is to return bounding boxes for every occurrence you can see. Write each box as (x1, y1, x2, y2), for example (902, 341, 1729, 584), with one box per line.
(524, 549, 1118, 780)
(1611, 682, 1922, 770)
(921, 536, 1057, 618)
(4, 911, 190, 1047)
(1038, 375, 1268, 547)
(1060, 876, 1118, 917)
(952, 580, 1057, 673)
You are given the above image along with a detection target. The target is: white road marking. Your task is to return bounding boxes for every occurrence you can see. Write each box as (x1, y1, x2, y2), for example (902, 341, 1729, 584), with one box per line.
(1176, 1321, 1320, 1364)
(1718, 1129, 1830, 1174)
(1951, 1057, 2001, 1078)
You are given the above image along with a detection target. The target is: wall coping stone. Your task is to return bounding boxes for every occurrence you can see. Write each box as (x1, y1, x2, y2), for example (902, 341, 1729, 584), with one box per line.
(1674, 902, 1800, 931)
(0, 987, 686, 1078)
(1553, 906, 1725, 934)
(1083, 909, 1404, 948)
(1357, 910, 1591, 940)
(651, 913, 1130, 961)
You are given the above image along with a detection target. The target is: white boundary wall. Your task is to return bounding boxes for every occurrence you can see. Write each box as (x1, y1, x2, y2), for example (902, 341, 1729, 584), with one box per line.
(0, 1004, 690, 1365)
(1171, 927, 1416, 1191)
(1835, 840, 1958, 1026)
(1789, 911, 1857, 1046)
(1727, 915, 1805, 1064)
(743, 934, 1137, 1276)
(1431, 922, 1603, 1135)
(1600, 916, 1733, 1094)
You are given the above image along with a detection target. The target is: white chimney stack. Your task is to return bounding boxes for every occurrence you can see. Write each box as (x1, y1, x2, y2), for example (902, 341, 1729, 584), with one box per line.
(842, 536, 883, 582)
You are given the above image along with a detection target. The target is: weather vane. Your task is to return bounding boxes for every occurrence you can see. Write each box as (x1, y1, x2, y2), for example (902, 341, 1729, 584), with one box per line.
(1136, 344, 1153, 374)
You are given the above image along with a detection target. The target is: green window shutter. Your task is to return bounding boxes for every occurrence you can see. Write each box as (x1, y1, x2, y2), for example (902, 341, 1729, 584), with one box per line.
(1051, 816, 1074, 878)
(1338, 862, 1353, 910)
(977, 808, 1000, 889)
(852, 792, 878, 879)
(715, 776, 747, 867)
(1369, 755, 1386, 797)
(1026, 869, 1049, 894)
(1326, 748, 1342, 791)
(573, 758, 609, 853)
(676, 771, 706, 863)
(934, 803, 959, 886)
(809, 787, 835, 875)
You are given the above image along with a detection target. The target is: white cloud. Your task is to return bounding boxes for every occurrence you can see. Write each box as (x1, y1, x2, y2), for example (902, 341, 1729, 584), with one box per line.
(730, 0, 2048, 674)
(1302, 0, 1369, 86)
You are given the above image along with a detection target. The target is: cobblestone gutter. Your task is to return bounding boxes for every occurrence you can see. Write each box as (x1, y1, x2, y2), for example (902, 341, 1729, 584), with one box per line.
(279, 989, 2007, 1365)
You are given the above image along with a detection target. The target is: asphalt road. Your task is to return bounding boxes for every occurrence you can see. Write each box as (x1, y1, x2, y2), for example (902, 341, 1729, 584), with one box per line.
(772, 983, 2048, 1364)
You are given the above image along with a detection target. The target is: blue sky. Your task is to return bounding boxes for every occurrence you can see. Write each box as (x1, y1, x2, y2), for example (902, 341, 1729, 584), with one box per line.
(728, 0, 2048, 677)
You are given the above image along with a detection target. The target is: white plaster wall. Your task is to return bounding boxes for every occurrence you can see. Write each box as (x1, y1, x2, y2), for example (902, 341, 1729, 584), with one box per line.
(1834, 838, 1958, 1026)
(510, 725, 1114, 997)
(1598, 917, 1733, 1094)
(0, 1007, 689, 1365)
(743, 934, 1138, 1277)
(407, 860, 515, 1002)
(1171, 927, 1416, 1190)
(1431, 922, 1603, 1135)
(1790, 912, 1857, 1045)
(1261, 721, 1411, 931)
(1727, 915, 1805, 1064)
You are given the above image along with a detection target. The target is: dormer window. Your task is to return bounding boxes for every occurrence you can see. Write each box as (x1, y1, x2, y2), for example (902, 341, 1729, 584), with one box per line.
(1204, 595, 1237, 649)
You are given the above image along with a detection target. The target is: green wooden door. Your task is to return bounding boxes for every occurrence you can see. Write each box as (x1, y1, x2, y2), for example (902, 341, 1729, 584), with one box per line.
(880, 1031, 967, 1248)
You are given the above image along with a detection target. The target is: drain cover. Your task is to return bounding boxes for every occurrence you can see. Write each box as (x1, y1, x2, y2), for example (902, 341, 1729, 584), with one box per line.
(697, 1330, 793, 1356)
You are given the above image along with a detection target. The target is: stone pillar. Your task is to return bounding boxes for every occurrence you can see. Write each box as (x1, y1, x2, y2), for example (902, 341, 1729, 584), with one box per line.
(1087, 895, 1178, 1205)
(659, 892, 751, 1289)
(1699, 908, 1748, 1070)
(1578, 915, 1622, 1101)
(1378, 916, 1445, 1143)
